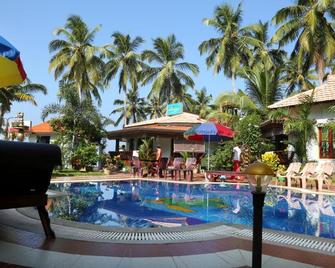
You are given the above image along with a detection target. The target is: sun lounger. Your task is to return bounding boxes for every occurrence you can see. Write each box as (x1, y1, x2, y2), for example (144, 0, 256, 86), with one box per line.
(165, 157, 185, 180)
(291, 162, 318, 188)
(276, 162, 302, 187)
(0, 141, 61, 238)
(305, 162, 335, 191)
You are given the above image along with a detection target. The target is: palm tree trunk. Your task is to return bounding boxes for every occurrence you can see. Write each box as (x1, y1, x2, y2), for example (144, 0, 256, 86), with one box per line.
(232, 72, 237, 93)
(0, 106, 5, 134)
(123, 91, 127, 126)
(316, 58, 325, 85)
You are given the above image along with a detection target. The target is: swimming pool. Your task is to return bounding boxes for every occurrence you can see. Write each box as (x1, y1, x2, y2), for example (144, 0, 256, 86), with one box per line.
(49, 180, 335, 239)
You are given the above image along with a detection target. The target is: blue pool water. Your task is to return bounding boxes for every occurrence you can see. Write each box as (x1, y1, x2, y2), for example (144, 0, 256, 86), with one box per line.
(49, 180, 335, 239)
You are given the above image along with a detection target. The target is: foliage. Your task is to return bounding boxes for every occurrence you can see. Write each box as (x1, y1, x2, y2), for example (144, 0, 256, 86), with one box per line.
(261, 152, 280, 171)
(111, 87, 147, 126)
(49, 15, 104, 103)
(191, 88, 213, 118)
(179, 152, 190, 161)
(269, 95, 316, 162)
(241, 62, 283, 109)
(138, 138, 156, 161)
(272, 0, 335, 84)
(209, 141, 234, 170)
(0, 81, 47, 134)
(141, 34, 199, 104)
(42, 83, 112, 166)
(199, 3, 262, 91)
(71, 143, 100, 170)
(235, 113, 274, 158)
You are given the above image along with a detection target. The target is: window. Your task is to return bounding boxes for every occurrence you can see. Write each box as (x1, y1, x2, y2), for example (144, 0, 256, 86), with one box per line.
(37, 136, 50, 144)
(318, 127, 335, 158)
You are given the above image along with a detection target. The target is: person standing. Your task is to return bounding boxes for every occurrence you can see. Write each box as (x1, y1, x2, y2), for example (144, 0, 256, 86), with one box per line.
(232, 142, 242, 172)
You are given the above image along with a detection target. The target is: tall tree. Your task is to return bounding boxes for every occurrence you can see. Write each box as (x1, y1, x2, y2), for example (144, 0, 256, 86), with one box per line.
(104, 32, 144, 126)
(141, 34, 199, 104)
(42, 82, 112, 164)
(199, 3, 261, 92)
(192, 88, 213, 118)
(49, 15, 105, 103)
(145, 96, 165, 119)
(241, 62, 283, 110)
(111, 88, 147, 126)
(0, 82, 47, 133)
(272, 0, 335, 85)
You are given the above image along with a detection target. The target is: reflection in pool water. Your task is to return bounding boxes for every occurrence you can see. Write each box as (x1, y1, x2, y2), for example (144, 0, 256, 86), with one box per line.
(49, 180, 335, 238)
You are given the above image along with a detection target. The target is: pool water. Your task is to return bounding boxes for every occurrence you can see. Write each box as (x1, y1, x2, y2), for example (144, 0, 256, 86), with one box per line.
(49, 180, 335, 239)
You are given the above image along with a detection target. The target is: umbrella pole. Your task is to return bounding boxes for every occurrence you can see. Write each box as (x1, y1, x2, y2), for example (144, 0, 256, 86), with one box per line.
(207, 136, 210, 171)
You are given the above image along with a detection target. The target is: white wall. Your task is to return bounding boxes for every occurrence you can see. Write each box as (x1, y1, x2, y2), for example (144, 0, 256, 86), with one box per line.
(155, 137, 171, 158)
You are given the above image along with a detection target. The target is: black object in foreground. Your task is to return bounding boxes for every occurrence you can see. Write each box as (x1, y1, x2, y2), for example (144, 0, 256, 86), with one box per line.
(0, 141, 61, 238)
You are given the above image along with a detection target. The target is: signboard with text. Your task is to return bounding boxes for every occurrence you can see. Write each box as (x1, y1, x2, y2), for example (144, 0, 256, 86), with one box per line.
(167, 102, 183, 116)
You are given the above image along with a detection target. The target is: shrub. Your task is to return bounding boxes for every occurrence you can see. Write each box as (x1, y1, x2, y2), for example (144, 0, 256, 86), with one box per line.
(71, 143, 99, 170)
(261, 152, 280, 171)
(209, 141, 234, 170)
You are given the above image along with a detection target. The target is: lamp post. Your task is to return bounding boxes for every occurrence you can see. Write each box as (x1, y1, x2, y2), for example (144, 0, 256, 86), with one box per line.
(3, 112, 25, 141)
(245, 162, 274, 268)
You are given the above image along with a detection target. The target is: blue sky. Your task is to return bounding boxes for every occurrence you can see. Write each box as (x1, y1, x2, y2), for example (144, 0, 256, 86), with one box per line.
(1, 0, 292, 134)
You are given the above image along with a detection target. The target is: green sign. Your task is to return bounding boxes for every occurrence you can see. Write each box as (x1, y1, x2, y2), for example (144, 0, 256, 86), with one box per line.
(167, 102, 183, 116)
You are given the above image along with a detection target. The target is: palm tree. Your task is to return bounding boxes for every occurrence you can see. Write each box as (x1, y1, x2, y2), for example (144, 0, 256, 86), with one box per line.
(141, 34, 199, 104)
(49, 15, 104, 103)
(282, 58, 316, 95)
(241, 63, 283, 110)
(145, 96, 166, 119)
(192, 88, 213, 118)
(269, 95, 316, 162)
(111, 88, 147, 126)
(245, 21, 286, 68)
(272, 0, 335, 85)
(199, 3, 262, 92)
(0, 82, 47, 133)
(104, 32, 144, 125)
(215, 90, 257, 115)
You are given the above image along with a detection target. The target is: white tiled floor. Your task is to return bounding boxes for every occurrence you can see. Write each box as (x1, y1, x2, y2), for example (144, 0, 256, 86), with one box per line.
(0, 241, 322, 268)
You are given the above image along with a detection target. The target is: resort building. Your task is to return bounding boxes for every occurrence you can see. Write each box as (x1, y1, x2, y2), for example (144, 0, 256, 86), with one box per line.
(108, 111, 206, 158)
(268, 74, 335, 162)
(28, 121, 56, 144)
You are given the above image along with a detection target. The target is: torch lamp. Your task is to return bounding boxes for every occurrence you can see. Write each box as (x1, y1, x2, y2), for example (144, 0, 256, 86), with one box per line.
(245, 162, 274, 268)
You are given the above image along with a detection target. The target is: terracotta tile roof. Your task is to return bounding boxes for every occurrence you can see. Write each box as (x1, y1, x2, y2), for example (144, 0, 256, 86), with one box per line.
(125, 112, 206, 128)
(268, 75, 335, 109)
(31, 122, 54, 134)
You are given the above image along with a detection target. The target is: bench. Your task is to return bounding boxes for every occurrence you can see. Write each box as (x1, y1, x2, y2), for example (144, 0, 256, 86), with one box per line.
(0, 141, 61, 238)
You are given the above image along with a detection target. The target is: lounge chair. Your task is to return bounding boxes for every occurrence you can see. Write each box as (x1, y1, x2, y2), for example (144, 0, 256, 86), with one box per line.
(291, 162, 318, 188)
(166, 157, 185, 180)
(131, 156, 142, 177)
(305, 162, 335, 191)
(181, 157, 197, 181)
(276, 162, 302, 187)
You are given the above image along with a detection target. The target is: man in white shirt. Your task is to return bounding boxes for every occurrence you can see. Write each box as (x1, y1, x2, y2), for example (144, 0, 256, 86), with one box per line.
(232, 142, 242, 172)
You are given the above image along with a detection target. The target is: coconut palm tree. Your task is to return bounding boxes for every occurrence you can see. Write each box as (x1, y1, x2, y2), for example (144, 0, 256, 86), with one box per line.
(111, 88, 147, 126)
(141, 34, 199, 104)
(268, 95, 316, 162)
(215, 90, 257, 115)
(245, 21, 286, 68)
(241, 62, 283, 110)
(192, 88, 213, 118)
(0, 82, 47, 133)
(104, 32, 144, 125)
(49, 15, 105, 103)
(282, 58, 316, 95)
(145, 96, 165, 119)
(272, 0, 335, 85)
(199, 3, 262, 92)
